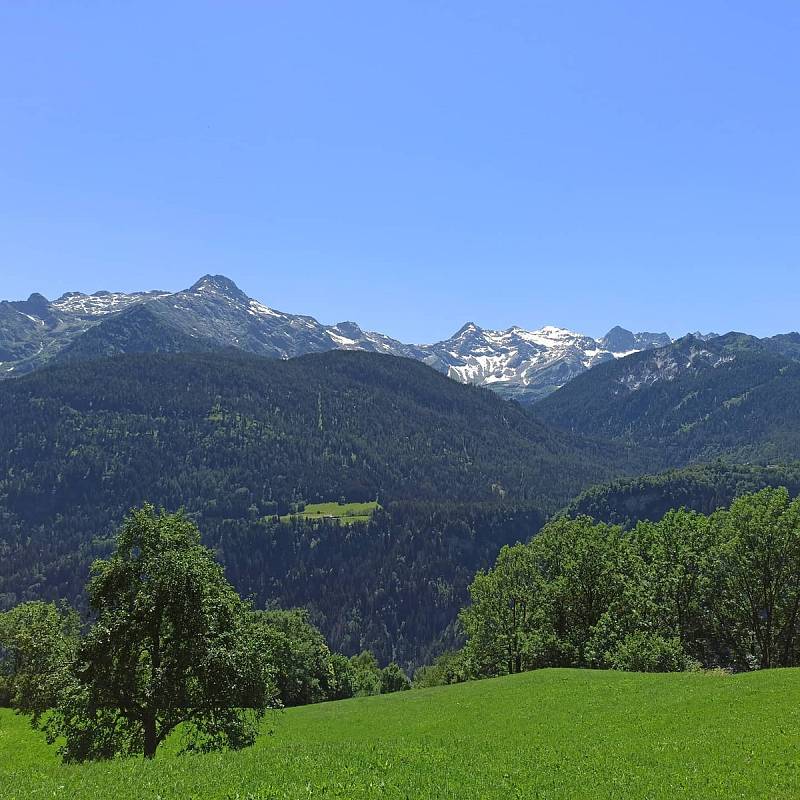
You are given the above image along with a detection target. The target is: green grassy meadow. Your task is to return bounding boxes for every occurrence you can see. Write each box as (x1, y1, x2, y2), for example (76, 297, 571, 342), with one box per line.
(279, 501, 379, 524)
(2, 668, 800, 799)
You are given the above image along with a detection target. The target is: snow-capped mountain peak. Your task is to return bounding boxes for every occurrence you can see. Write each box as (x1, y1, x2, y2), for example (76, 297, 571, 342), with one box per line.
(418, 322, 669, 401)
(188, 274, 249, 301)
(0, 275, 673, 401)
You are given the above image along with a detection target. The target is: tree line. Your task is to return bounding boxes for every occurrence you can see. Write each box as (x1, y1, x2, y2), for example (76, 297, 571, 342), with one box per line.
(0, 505, 410, 762)
(447, 487, 800, 678)
(4, 488, 799, 762)
(564, 461, 800, 529)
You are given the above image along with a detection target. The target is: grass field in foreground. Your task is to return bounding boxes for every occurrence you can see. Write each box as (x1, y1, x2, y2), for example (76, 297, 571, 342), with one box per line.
(2, 668, 800, 799)
(279, 501, 379, 524)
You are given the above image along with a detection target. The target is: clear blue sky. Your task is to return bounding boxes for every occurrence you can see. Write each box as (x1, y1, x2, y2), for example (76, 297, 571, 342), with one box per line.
(2, 1, 798, 343)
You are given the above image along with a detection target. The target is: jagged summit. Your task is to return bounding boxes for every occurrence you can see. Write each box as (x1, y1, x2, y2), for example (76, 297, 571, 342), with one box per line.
(420, 322, 670, 401)
(332, 321, 365, 339)
(602, 325, 637, 352)
(12, 292, 52, 316)
(452, 321, 481, 336)
(188, 274, 248, 300)
(600, 326, 672, 355)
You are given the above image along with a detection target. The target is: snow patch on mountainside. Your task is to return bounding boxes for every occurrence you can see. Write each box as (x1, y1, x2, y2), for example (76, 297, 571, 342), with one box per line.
(52, 290, 170, 316)
(420, 322, 672, 401)
(615, 345, 740, 393)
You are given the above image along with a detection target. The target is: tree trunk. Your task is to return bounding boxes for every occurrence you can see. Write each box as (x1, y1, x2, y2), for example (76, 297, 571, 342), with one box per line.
(143, 714, 158, 759)
(145, 603, 163, 759)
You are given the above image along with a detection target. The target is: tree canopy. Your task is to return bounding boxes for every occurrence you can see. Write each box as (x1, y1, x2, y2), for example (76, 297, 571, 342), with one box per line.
(460, 488, 800, 677)
(2, 505, 415, 762)
(44, 505, 276, 761)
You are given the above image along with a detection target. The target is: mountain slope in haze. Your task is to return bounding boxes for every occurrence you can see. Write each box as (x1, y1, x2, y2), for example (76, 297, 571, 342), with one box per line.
(563, 462, 800, 528)
(0, 275, 669, 400)
(56, 302, 225, 360)
(535, 333, 800, 467)
(0, 349, 631, 664)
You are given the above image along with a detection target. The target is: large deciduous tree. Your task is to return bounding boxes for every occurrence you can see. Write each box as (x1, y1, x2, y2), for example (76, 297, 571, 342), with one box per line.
(530, 517, 627, 667)
(45, 504, 276, 761)
(714, 488, 800, 670)
(250, 608, 335, 707)
(589, 509, 717, 671)
(460, 543, 543, 675)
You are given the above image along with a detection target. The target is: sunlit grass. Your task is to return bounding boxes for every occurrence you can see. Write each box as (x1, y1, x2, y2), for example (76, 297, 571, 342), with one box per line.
(2, 668, 800, 799)
(279, 501, 379, 524)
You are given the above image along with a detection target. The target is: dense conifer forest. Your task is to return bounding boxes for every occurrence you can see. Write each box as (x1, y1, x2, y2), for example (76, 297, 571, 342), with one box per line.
(0, 350, 627, 665)
(563, 462, 800, 528)
(5, 347, 800, 666)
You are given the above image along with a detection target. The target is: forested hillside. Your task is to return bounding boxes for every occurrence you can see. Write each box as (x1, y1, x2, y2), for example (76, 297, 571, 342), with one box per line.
(0, 350, 628, 665)
(534, 333, 800, 467)
(563, 462, 800, 527)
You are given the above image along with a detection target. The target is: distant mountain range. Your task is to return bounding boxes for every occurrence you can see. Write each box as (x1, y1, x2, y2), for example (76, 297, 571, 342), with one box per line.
(0, 274, 420, 368)
(1, 274, 676, 401)
(4, 275, 800, 664)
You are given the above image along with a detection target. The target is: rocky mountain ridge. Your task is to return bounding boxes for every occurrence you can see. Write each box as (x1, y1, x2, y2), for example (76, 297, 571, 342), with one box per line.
(0, 274, 681, 400)
(535, 331, 800, 465)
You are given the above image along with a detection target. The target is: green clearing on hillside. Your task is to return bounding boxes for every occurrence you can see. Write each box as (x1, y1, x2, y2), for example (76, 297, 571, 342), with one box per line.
(2, 668, 800, 799)
(279, 501, 380, 524)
